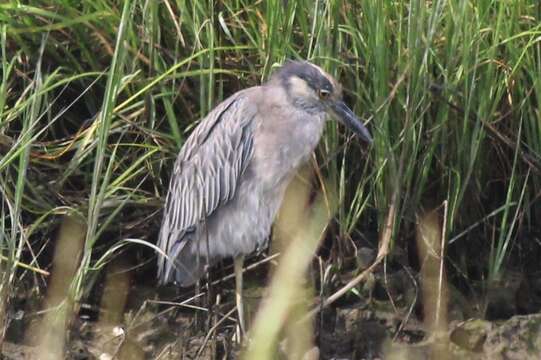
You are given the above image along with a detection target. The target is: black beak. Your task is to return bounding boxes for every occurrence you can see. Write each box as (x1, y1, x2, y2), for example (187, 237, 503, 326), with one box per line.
(331, 101, 373, 144)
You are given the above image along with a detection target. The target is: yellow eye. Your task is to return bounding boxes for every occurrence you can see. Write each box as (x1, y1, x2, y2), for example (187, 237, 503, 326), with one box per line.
(318, 89, 331, 100)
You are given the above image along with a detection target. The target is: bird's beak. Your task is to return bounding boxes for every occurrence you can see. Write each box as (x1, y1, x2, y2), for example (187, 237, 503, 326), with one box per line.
(330, 101, 373, 144)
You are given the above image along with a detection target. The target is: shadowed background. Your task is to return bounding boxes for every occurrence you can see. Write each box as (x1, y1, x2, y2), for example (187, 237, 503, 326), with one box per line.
(1, 1, 541, 358)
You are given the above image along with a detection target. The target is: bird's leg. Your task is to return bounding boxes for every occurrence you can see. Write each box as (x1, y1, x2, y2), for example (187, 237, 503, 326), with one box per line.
(234, 255, 246, 337)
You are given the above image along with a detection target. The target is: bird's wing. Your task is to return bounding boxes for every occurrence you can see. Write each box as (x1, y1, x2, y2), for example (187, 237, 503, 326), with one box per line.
(157, 91, 256, 283)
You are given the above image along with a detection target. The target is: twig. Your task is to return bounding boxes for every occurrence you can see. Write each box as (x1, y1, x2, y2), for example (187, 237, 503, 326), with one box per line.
(205, 252, 281, 288)
(0, 255, 49, 276)
(195, 307, 237, 358)
(304, 196, 396, 320)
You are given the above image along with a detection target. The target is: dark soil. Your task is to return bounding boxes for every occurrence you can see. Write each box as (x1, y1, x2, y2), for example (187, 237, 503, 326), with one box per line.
(3, 246, 541, 359)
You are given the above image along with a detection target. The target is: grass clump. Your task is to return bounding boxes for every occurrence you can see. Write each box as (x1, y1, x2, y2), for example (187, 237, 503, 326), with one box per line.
(0, 0, 540, 357)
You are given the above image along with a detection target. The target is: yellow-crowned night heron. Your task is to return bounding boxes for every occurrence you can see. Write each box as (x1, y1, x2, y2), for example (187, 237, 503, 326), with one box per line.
(157, 60, 372, 332)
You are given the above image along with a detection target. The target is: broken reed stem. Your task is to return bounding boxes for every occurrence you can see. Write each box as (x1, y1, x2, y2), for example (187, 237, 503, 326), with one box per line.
(244, 170, 333, 359)
(435, 200, 448, 327)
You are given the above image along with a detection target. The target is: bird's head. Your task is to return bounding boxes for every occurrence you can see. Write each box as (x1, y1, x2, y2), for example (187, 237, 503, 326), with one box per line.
(271, 60, 372, 144)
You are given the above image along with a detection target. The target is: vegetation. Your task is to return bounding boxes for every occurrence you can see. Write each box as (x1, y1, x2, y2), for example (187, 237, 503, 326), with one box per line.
(0, 0, 540, 357)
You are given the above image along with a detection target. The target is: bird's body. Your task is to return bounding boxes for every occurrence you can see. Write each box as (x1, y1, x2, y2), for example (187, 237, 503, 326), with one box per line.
(158, 61, 371, 287)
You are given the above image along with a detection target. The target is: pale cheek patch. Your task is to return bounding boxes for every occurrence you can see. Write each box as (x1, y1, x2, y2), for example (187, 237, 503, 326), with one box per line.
(289, 76, 317, 99)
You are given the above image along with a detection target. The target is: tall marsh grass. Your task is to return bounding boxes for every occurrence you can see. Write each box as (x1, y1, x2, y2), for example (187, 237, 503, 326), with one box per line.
(0, 0, 540, 356)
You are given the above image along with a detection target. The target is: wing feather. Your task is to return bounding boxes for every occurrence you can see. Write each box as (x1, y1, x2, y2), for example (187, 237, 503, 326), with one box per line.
(157, 92, 257, 283)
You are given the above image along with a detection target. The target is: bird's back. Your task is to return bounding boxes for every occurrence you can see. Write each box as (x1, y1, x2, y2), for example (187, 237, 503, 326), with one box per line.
(157, 87, 261, 285)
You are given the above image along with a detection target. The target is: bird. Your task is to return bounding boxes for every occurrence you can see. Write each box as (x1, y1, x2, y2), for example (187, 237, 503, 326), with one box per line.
(157, 60, 372, 332)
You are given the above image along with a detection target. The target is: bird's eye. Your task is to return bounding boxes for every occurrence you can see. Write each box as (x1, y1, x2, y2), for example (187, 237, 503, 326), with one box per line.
(318, 89, 331, 100)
